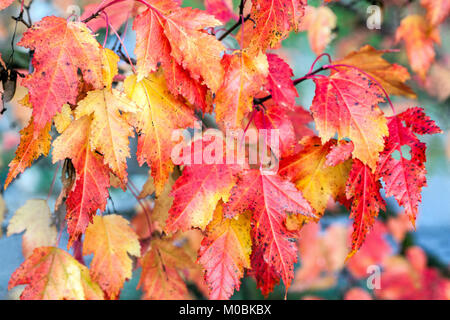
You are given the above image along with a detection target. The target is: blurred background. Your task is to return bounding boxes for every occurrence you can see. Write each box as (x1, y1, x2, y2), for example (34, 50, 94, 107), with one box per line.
(0, 0, 449, 299)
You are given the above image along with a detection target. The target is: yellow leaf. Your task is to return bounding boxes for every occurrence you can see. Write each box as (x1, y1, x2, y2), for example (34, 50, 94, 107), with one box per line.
(7, 199, 57, 258)
(124, 72, 196, 195)
(280, 136, 352, 216)
(83, 214, 140, 299)
(75, 88, 138, 184)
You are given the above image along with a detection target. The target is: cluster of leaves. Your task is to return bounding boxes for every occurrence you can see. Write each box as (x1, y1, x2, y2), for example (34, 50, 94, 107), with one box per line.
(0, 0, 446, 300)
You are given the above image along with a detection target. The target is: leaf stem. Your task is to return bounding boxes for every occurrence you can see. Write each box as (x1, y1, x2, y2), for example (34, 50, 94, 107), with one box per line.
(253, 66, 327, 105)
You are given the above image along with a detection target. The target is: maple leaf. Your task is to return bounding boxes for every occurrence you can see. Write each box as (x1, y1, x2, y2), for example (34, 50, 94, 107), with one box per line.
(0, 0, 14, 11)
(420, 0, 450, 27)
(325, 140, 354, 167)
(18, 16, 103, 133)
(345, 159, 386, 258)
(204, 0, 237, 23)
(138, 170, 178, 228)
(377, 107, 441, 227)
(310, 68, 388, 170)
(163, 56, 209, 111)
(9, 247, 104, 300)
(7, 199, 57, 258)
(83, 214, 141, 299)
(253, 102, 297, 157)
(248, 246, 280, 297)
(241, 0, 307, 52)
(4, 118, 51, 189)
(138, 238, 196, 299)
(223, 169, 315, 290)
(395, 15, 440, 80)
(279, 136, 352, 216)
(124, 72, 196, 195)
(334, 45, 416, 98)
(198, 203, 252, 300)
(165, 134, 241, 232)
(215, 50, 268, 129)
(133, 1, 225, 92)
(264, 54, 298, 110)
(52, 116, 110, 246)
(299, 6, 337, 55)
(74, 88, 138, 184)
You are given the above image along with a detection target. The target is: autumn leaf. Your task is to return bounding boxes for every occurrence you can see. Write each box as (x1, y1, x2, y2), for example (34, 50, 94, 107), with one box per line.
(420, 0, 450, 27)
(248, 246, 280, 297)
(264, 54, 298, 110)
(223, 169, 315, 290)
(124, 72, 196, 195)
(334, 45, 416, 98)
(74, 88, 138, 184)
(138, 238, 196, 300)
(311, 67, 388, 170)
(395, 15, 440, 80)
(279, 136, 352, 217)
(7, 199, 57, 258)
(18, 16, 103, 133)
(345, 160, 386, 258)
(133, 1, 225, 92)
(325, 140, 354, 167)
(165, 134, 242, 233)
(83, 214, 140, 299)
(4, 118, 51, 189)
(198, 203, 252, 300)
(300, 6, 336, 55)
(52, 116, 110, 246)
(204, 0, 237, 23)
(241, 0, 307, 52)
(215, 50, 268, 129)
(9, 247, 104, 300)
(253, 102, 297, 157)
(377, 107, 441, 227)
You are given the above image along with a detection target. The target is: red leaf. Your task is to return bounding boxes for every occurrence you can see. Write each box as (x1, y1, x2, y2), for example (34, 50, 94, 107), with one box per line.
(265, 54, 298, 110)
(311, 68, 388, 170)
(377, 107, 441, 227)
(325, 140, 354, 167)
(18, 17, 103, 133)
(223, 169, 315, 290)
(345, 160, 386, 258)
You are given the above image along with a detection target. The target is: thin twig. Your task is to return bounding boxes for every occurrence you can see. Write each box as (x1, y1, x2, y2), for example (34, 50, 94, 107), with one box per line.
(218, 14, 251, 41)
(253, 66, 327, 105)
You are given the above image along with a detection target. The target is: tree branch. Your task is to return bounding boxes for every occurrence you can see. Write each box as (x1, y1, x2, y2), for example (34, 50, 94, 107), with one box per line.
(253, 66, 326, 105)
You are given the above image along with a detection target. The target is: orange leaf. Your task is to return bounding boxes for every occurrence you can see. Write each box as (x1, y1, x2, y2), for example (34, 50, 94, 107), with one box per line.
(215, 50, 268, 129)
(311, 68, 388, 170)
(138, 238, 195, 299)
(395, 15, 440, 80)
(83, 214, 141, 299)
(198, 203, 252, 299)
(124, 72, 196, 195)
(18, 17, 103, 133)
(334, 45, 416, 98)
(4, 118, 51, 189)
(52, 116, 111, 246)
(9, 247, 104, 300)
